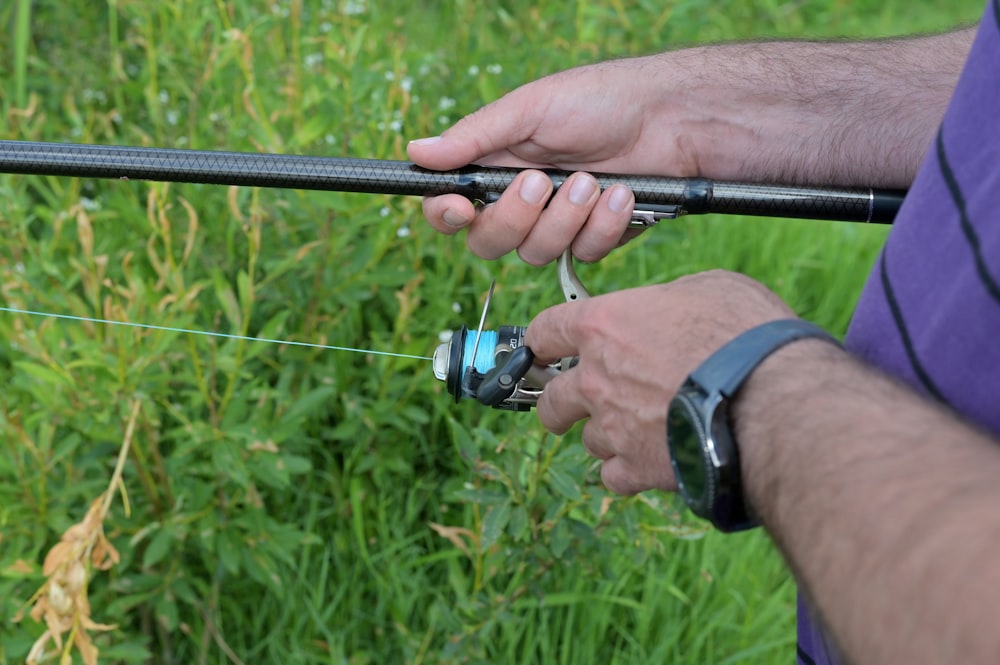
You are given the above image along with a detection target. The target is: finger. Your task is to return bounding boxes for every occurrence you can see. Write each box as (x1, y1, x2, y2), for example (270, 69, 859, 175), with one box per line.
(421, 194, 477, 234)
(580, 418, 614, 461)
(516, 172, 600, 266)
(616, 225, 645, 248)
(465, 170, 553, 260)
(598, 457, 643, 496)
(571, 184, 635, 262)
(524, 299, 589, 364)
(535, 368, 590, 435)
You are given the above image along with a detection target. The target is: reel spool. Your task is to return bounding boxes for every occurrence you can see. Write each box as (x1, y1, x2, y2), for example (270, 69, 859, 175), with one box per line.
(432, 250, 587, 411)
(432, 324, 540, 411)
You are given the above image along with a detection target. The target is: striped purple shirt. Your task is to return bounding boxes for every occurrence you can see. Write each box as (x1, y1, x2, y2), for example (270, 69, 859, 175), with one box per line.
(797, 1, 1000, 662)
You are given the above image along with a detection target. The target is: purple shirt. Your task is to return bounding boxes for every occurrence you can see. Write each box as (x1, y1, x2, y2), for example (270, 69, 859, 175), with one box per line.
(798, 1, 1000, 662)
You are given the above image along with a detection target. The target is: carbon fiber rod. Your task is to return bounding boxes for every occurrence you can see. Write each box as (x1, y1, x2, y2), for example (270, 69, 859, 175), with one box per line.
(0, 140, 904, 223)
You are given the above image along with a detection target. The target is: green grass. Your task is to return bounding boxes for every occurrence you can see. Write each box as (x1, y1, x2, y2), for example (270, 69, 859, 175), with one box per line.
(0, 1, 986, 663)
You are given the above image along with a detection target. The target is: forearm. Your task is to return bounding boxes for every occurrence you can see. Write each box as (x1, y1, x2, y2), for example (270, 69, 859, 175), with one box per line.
(735, 340, 1000, 663)
(642, 28, 975, 188)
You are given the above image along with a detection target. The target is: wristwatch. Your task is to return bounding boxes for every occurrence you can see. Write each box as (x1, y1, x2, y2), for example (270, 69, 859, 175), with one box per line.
(666, 318, 841, 532)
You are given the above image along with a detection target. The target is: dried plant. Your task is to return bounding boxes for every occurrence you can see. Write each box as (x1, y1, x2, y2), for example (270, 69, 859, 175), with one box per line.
(15, 400, 141, 665)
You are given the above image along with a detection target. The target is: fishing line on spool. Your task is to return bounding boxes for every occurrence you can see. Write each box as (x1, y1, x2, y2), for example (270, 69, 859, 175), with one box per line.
(461, 329, 499, 382)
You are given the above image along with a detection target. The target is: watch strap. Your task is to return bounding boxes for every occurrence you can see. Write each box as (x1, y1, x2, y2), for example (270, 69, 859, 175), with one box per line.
(690, 319, 841, 398)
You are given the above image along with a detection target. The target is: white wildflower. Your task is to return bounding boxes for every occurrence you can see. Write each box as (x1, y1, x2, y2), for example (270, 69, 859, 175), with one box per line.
(344, 0, 367, 15)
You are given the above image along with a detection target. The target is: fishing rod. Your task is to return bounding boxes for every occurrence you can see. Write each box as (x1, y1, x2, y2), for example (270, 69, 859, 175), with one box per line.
(0, 140, 905, 225)
(0, 139, 908, 410)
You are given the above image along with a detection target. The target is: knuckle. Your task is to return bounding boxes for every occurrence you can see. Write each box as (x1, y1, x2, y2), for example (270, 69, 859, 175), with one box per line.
(466, 234, 504, 260)
(576, 366, 604, 405)
(575, 300, 614, 339)
(600, 464, 638, 496)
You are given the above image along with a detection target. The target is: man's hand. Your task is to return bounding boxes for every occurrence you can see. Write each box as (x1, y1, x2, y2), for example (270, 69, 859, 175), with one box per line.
(407, 61, 664, 265)
(409, 31, 969, 264)
(523, 270, 795, 495)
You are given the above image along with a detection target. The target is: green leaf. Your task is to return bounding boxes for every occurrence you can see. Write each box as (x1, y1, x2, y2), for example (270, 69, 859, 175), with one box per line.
(217, 531, 242, 575)
(481, 501, 511, 549)
(549, 520, 571, 558)
(248, 451, 290, 489)
(449, 486, 509, 506)
(348, 23, 370, 59)
(212, 269, 242, 330)
(154, 593, 179, 631)
(547, 467, 583, 502)
(96, 643, 154, 662)
(508, 504, 529, 543)
(280, 454, 313, 475)
(242, 548, 281, 590)
(103, 591, 159, 617)
(280, 385, 337, 426)
(256, 309, 291, 342)
(171, 575, 198, 604)
(293, 114, 332, 147)
(13, 360, 74, 388)
(237, 269, 253, 312)
(212, 440, 250, 487)
(142, 527, 174, 569)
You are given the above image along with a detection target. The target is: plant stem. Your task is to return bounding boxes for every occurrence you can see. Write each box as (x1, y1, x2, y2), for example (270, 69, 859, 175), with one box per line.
(13, 0, 31, 109)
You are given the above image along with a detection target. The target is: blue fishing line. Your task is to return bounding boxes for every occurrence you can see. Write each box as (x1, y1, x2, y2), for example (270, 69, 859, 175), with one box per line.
(461, 329, 498, 382)
(0, 306, 432, 361)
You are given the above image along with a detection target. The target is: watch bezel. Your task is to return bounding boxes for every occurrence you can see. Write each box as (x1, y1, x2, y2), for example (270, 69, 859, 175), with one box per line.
(667, 382, 756, 532)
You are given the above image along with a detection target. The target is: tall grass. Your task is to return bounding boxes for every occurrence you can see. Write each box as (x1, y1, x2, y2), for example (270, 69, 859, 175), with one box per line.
(0, 1, 986, 663)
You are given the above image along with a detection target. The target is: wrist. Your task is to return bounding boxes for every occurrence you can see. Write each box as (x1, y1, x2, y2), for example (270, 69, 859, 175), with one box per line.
(667, 319, 840, 531)
(730, 336, 850, 522)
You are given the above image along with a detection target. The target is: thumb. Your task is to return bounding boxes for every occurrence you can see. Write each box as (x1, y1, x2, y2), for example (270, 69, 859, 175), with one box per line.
(406, 92, 539, 170)
(524, 299, 589, 364)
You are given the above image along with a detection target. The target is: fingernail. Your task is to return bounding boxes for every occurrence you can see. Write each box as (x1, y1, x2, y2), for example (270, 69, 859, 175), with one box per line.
(409, 136, 442, 146)
(519, 172, 550, 205)
(442, 208, 470, 228)
(569, 176, 597, 206)
(608, 185, 633, 213)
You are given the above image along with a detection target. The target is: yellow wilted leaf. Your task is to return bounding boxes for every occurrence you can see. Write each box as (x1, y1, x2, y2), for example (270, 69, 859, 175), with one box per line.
(249, 440, 279, 453)
(75, 206, 94, 262)
(42, 542, 75, 577)
(19, 399, 141, 665)
(73, 629, 99, 665)
(428, 522, 477, 556)
(5, 559, 36, 576)
(599, 496, 614, 519)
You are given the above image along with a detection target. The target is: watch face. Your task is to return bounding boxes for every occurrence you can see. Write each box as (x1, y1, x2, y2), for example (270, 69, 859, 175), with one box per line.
(667, 394, 707, 506)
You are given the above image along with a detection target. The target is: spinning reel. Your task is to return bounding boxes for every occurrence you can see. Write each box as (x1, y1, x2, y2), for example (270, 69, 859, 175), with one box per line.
(432, 250, 590, 411)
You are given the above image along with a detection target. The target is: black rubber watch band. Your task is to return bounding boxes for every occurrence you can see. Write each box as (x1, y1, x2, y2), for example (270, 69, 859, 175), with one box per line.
(667, 318, 842, 532)
(690, 319, 841, 399)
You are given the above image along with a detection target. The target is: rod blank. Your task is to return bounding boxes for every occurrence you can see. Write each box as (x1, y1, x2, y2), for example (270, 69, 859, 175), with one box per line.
(0, 140, 905, 223)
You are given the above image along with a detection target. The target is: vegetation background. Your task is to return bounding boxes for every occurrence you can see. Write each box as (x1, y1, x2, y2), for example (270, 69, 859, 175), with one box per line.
(0, 0, 986, 663)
